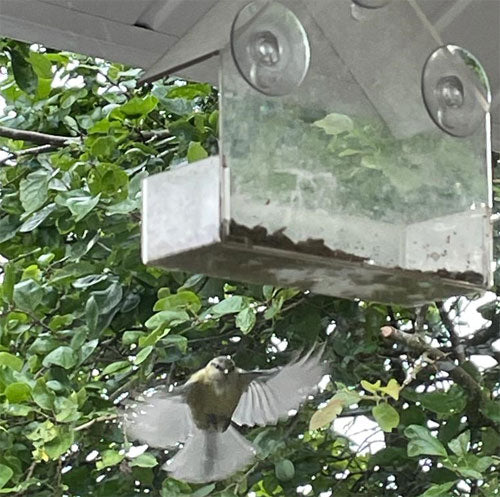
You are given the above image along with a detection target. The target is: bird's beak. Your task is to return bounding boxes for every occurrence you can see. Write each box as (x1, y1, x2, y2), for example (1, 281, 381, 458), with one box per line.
(223, 369, 229, 375)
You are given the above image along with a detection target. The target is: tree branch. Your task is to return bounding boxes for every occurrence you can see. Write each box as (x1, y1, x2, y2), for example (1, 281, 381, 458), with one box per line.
(0, 125, 171, 150)
(0, 125, 79, 146)
(437, 301, 466, 362)
(380, 326, 486, 413)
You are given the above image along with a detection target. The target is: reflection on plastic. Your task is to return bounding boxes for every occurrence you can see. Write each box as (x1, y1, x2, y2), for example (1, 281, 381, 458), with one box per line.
(352, 0, 392, 8)
(230, 0, 310, 96)
(422, 45, 491, 137)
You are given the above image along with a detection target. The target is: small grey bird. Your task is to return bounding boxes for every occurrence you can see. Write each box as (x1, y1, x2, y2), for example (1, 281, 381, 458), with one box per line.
(125, 344, 326, 483)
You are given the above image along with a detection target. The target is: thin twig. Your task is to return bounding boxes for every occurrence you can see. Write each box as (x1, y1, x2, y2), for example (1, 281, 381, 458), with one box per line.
(1, 145, 59, 165)
(74, 414, 117, 431)
(12, 461, 37, 496)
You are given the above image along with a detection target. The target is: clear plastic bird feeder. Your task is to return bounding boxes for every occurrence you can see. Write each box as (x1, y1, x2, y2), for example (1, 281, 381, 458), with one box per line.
(142, 0, 493, 305)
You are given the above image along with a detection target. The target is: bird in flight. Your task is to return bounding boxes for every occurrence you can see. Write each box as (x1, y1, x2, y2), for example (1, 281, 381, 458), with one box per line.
(125, 344, 327, 483)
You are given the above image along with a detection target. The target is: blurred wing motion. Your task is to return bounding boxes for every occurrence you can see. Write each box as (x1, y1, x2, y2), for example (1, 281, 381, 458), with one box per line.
(124, 388, 193, 448)
(124, 385, 256, 483)
(164, 426, 256, 483)
(232, 343, 327, 427)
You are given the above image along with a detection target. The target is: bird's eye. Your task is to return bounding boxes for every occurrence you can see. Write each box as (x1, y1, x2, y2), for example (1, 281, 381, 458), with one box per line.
(212, 363, 223, 371)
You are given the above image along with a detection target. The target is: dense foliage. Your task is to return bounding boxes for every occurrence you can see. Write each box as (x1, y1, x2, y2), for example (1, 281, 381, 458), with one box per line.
(0, 39, 499, 497)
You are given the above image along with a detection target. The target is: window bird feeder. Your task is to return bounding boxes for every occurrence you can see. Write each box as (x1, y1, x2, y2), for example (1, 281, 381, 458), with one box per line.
(141, 0, 493, 305)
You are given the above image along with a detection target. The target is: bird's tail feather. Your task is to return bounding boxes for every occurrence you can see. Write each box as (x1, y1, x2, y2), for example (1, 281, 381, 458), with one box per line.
(164, 426, 255, 483)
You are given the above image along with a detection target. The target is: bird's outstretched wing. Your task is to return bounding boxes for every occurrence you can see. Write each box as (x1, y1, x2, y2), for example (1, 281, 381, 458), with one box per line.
(124, 384, 194, 448)
(232, 343, 327, 427)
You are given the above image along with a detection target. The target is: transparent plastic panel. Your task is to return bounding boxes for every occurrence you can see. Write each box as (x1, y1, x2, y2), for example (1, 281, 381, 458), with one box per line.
(221, 0, 491, 284)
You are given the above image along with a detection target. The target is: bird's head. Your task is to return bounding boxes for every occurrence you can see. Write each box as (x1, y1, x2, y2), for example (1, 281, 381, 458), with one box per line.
(207, 356, 236, 381)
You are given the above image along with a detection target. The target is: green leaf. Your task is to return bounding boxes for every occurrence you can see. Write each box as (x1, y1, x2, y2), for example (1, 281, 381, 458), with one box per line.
(310, 397, 344, 430)
(19, 170, 50, 214)
(334, 390, 362, 406)
(163, 335, 189, 354)
(468, 454, 496, 473)
(116, 95, 158, 118)
(13, 279, 43, 310)
(369, 447, 408, 468)
(0, 464, 13, 490)
(44, 428, 74, 459)
(153, 291, 201, 313)
(134, 346, 153, 365)
(101, 361, 132, 375)
(379, 379, 401, 401)
(28, 51, 52, 78)
(361, 379, 381, 394)
(70, 326, 89, 350)
(88, 161, 128, 196)
(0, 352, 23, 372)
(144, 310, 189, 329)
(372, 403, 400, 432)
(187, 141, 208, 163)
(10, 49, 38, 94)
(4, 404, 32, 417)
(416, 481, 456, 497)
(97, 449, 124, 469)
(5, 382, 32, 403)
(416, 388, 467, 416)
(1, 262, 15, 304)
(191, 484, 216, 497)
(90, 282, 123, 313)
(405, 425, 447, 457)
(29, 337, 60, 355)
(476, 300, 497, 321)
(262, 285, 274, 300)
(55, 190, 101, 222)
(90, 136, 116, 158)
(85, 296, 99, 333)
(309, 390, 360, 430)
(122, 331, 145, 345)
(46, 380, 65, 392)
(129, 453, 158, 468)
(32, 380, 55, 409)
(338, 148, 362, 157)
(481, 399, 500, 423)
(236, 307, 256, 334)
(0, 215, 20, 244)
(313, 113, 354, 135)
(21, 264, 41, 281)
(210, 296, 245, 317)
(208, 109, 219, 129)
(275, 459, 295, 481)
(54, 396, 80, 423)
(42, 346, 77, 369)
(449, 464, 483, 480)
(481, 427, 500, 455)
(48, 314, 74, 331)
(139, 326, 170, 348)
(448, 430, 469, 458)
(18, 203, 56, 232)
(80, 339, 99, 362)
(167, 83, 212, 99)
